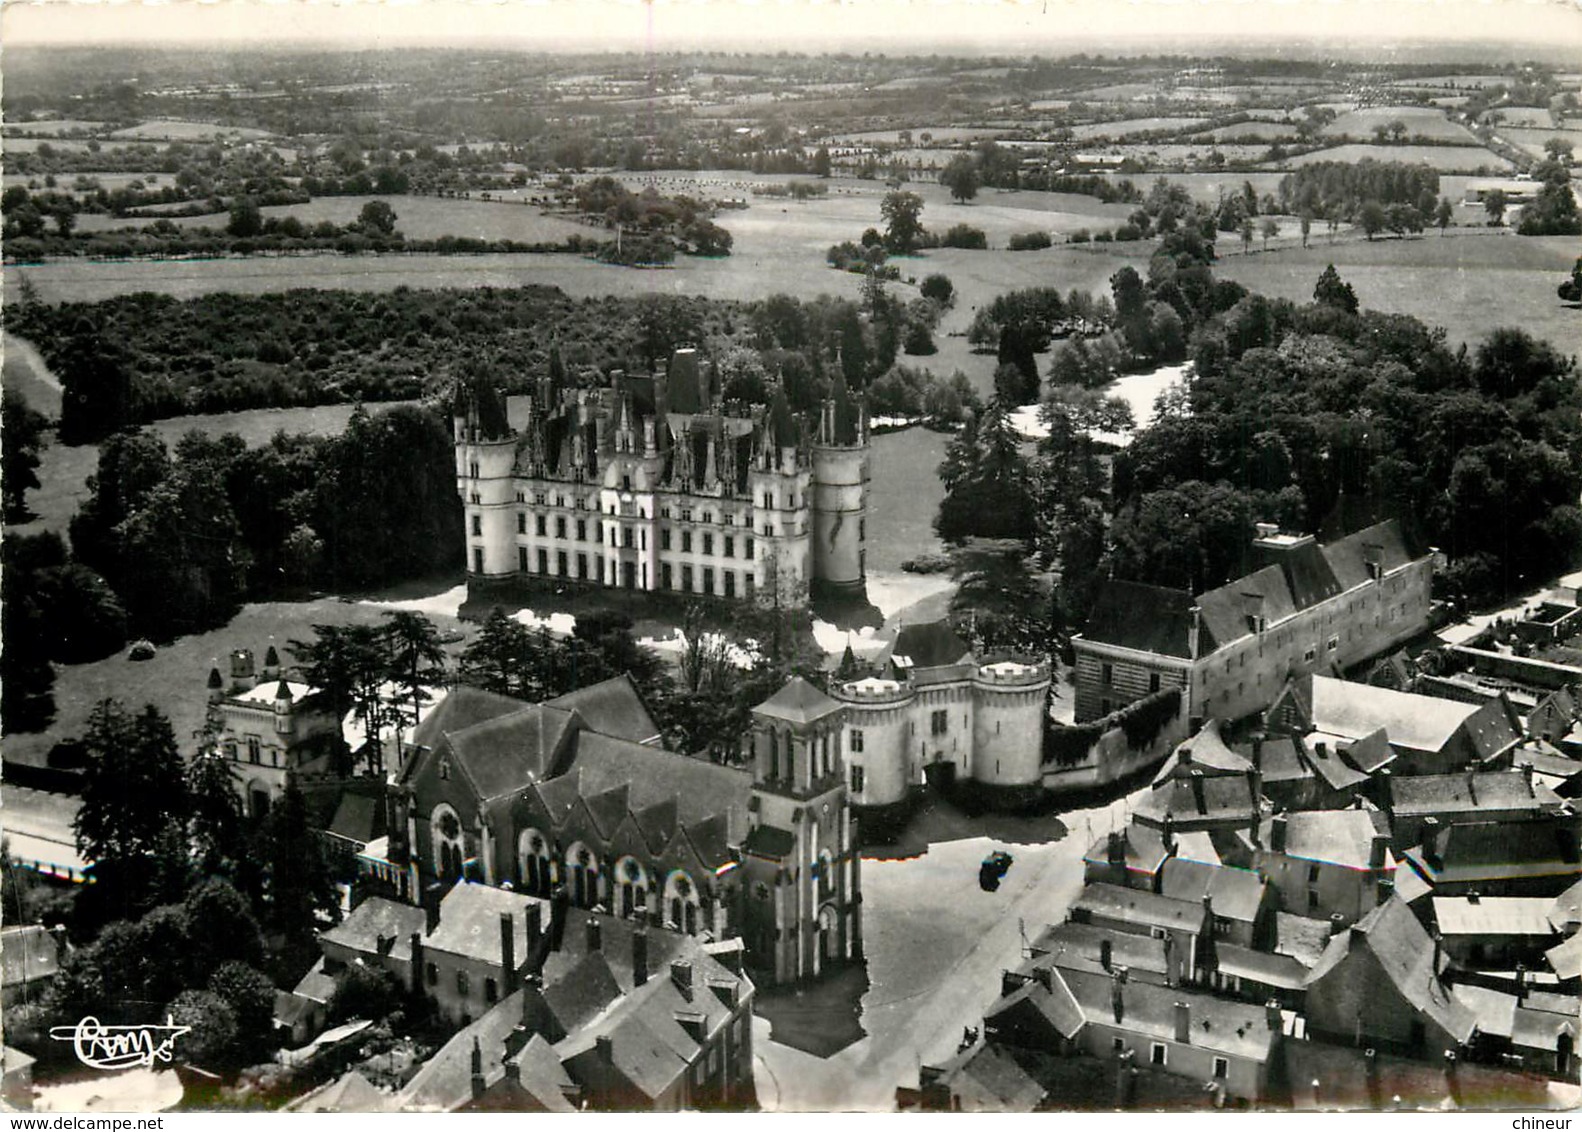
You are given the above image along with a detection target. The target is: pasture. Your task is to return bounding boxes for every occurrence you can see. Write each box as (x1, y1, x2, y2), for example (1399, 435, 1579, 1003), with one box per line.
(1198, 122, 1295, 141)
(106, 118, 276, 141)
(1278, 143, 1512, 172)
(1214, 232, 1579, 352)
(1496, 107, 1563, 128)
(1065, 118, 1207, 139)
(3, 119, 108, 135)
(1500, 127, 1582, 159)
(1321, 106, 1479, 143)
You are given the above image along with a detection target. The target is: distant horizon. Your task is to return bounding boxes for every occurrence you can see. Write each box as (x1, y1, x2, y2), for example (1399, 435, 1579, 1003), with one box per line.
(5, 0, 1581, 66)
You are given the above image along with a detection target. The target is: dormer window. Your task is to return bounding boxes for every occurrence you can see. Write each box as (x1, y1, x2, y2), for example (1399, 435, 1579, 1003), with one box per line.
(439, 759, 450, 780)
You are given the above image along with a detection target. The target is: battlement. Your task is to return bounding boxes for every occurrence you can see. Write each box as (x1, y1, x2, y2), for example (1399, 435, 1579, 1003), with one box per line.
(973, 658, 1052, 689)
(832, 676, 912, 705)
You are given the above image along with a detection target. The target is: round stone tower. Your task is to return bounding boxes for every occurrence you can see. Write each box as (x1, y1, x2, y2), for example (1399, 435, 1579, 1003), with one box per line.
(454, 380, 520, 580)
(810, 373, 869, 599)
(970, 657, 1053, 806)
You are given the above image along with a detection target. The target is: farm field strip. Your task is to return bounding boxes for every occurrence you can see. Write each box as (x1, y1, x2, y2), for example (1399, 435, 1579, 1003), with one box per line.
(1277, 143, 1512, 170)
(1320, 106, 1481, 143)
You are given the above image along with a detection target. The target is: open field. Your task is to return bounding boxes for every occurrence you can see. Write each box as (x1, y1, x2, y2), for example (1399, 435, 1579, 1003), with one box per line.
(106, 118, 276, 141)
(1278, 143, 1511, 171)
(1501, 127, 1582, 158)
(1065, 117, 1207, 139)
(1321, 106, 1479, 143)
(4, 171, 173, 193)
(1112, 142, 1269, 163)
(1496, 107, 1564, 128)
(1197, 122, 1294, 141)
(1214, 232, 1579, 352)
(830, 127, 1013, 145)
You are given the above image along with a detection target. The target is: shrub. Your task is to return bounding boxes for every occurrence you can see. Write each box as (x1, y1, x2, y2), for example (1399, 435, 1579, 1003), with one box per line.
(920, 273, 954, 305)
(1007, 230, 1052, 251)
(1068, 229, 1091, 244)
(940, 223, 988, 250)
(1113, 223, 1144, 242)
(1093, 230, 1114, 243)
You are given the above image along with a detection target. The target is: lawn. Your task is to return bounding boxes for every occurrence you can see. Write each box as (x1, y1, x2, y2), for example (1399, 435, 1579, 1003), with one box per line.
(1214, 231, 1579, 352)
(1321, 106, 1479, 144)
(1278, 143, 1511, 172)
(865, 429, 949, 575)
(0, 592, 469, 773)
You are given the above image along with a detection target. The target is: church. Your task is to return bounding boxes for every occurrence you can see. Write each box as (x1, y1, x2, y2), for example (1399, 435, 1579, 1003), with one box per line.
(455, 347, 870, 609)
(381, 673, 863, 987)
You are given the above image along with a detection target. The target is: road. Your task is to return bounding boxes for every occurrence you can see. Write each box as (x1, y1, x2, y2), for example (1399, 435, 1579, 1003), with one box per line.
(752, 782, 1147, 1111)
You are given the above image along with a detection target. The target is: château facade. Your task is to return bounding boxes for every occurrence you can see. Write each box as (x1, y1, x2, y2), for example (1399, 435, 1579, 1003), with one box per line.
(455, 348, 870, 608)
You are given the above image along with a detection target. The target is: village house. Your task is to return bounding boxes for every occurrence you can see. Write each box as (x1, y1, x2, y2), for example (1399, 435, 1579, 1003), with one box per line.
(1082, 824, 1172, 892)
(1073, 520, 1435, 726)
(1158, 858, 1275, 950)
(1400, 818, 1582, 899)
(909, 1040, 1047, 1113)
(1251, 809, 1395, 927)
(1430, 894, 1564, 970)
(1383, 766, 1569, 851)
(1067, 883, 1213, 986)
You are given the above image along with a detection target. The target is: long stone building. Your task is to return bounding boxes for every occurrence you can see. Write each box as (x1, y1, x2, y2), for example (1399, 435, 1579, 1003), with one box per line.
(455, 348, 870, 607)
(1072, 520, 1435, 727)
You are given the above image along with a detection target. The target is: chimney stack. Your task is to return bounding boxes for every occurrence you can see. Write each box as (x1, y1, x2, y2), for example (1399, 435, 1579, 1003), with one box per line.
(470, 1036, 485, 1100)
(1379, 768, 1394, 815)
(1110, 972, 1125, 1022)
(1100, 938, 1113, 971)
(1522, 761, 1535, 795)
(1251, 735, 1264, 772)
(1115, 1049, 1137, 1107)
(586, 917, 602, 953)
(1271, 813, 1288, 853)
(633, 925, 649, 987)
(524, 902, 542, 950)
(549, 885, 569, 951)
(1515, 963, 1528, 1004)
(501, 912, 518, 993)
(1174, 1001, 1191, 1044)
(1369, 834, 1389, 871)
(595, 1035, 613, 1063)
(1179, 746, 1193, 769)
(1329, 913, 1347, 937)
(1107, 830, 1124, 866)
(1190, 769, 1206, 814)
(1432, 931, 1443, 974)
(1314, 741, 1328, 761)
(1423, 817, 1443, 869)
(424, 883, 443, 935)
(410, 931, 425, 995)
(672, 959, 694, 999)
(1266, 999, 1282, 1032)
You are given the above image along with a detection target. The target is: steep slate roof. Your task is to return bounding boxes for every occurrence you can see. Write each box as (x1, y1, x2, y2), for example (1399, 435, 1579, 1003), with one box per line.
(1297, 674, 1480, 755)
(1157, 722, 1252, 780)
(890, 622, 972, 670)
(1159, 858, 1268, 924)
(1285, 1039, 1551, 1111)
(1391, 770, 1564, 818)
(564, 732, 750, 842)
(426, 885, 544, 964)
(546, 675, 661, 745)
(542, 951, 623, 1034)
(319, 896, 428, 963)
(1196, 564, 1301, 649)
(1034, 920, 1171, 983)
(326, 791, 383, 845)
(502, 1034, 580, 1113)
(1406, 819, 1582, 885)
(1273, 912, 1334, 969)
(1432, 896, 1559, 937)
(1320, 519, 1416, 590)
(1134, 773, 1260, 828)
(409, 685, 533, 754)
(1213, 944, 1309, 991)
(928, 1042, 1047, 1112)
(1303, 735, 1373, 792)
(1545, 932, 1582, 980)
(442, 704, 579, 801)
(1081, 823, 1170, 877)
(1264, 809, 1387, 871)
(1071, 883, 1206, 934)
(984, 968, 1086, 1042)
(0, 925, 60, 989)
(400, 989, 535, 1112)
(1306, 898, 1478, 1045)
(1081, 581, 1200, 659)
(750, 676, 841, 725)
(1062, 968, 1281, 1062)
(288, 1072, 391, 1113)
(1241, 735, 1313, 787)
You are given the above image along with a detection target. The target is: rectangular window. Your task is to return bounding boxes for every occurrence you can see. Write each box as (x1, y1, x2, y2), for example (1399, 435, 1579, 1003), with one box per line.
(1113, 1038, 1126, 1054)
(662, 528, 672, 550)
(516, 513, 526, 534)
(623, 527, 634, 549)
(703, 568, 715, 595)
(850, 764, 865, 793)
(247, 737, 261, 765)
(662, 563, 673, 590)
(557, 551, 568, 576)
(745, 537, 755, 559)
(1327, 635, 1339, 652)
(578, 553, 589, 579)
(1149, 672, 1161, 693)
(518, 547, 528, 571)
(850, 729, 864, 752)
(703, 533, 714, 556)
(1213, 1057, 1229, 1079)
(426, 963, 438, 987)
(1150, 1043, 1167, 1067)
(682, 531, 693, 553)
(555, 517, 567, 539)
(1308, 864, 1321, 884)
(1101, 663, 1114, 686)
(577, 519, 587, 542)
(485, 977, 498, 1004)
(472, 514, 483, 536)
(1308, 890, 1321, 912)
(457, 971, 469, 996)
(682, 565, 694, 592)
(536, 514, 547, 537)
(931, 709, 948, 737)
(725, 572, 736, 598)
(473, 548, 484, 573)
(538, 549, 548, 575)
(724, 536, 735, 558)
(1304, 646, 1317, 663)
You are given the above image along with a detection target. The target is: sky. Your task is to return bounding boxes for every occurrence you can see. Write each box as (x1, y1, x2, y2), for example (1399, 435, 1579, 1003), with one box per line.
(5, 0, 1581, 59)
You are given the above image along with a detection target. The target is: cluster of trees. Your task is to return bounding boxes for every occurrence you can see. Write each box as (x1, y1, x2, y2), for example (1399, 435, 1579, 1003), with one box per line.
(62, 404, 460, 647)
(939, 263, 1582, 646)
(1275, 159, 1442, 225)
(565, 176, 733, 260)
(1516, 157, 1581, 236)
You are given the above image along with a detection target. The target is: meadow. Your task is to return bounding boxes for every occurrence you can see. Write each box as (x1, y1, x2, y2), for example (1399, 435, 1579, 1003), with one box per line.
(1321, 106, 1480, 143)
(1279, 143, 1512, 172)
(105, 118, 276, 141)
(1065, 117, 1207, 139)
(1500, 127, 1582, 159)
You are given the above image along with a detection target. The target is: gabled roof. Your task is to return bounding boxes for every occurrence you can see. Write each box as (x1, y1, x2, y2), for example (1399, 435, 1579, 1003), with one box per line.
(1196, 564, 1300, 650)
(1545, 932, 1582, 980)
(929, 1042, 1047, 1112)
(1213, 943, 1308, 990)
(1303, 734, 1373, 792)
(984, 969, 1086, 1041)
(1159, 858, 1269, 924)
(1241, 735, 1312, 785)
(565, 732, 750, 837)
(1306, 898, 1478, 1044)
(1391, 770, 1563, 817)
(494, 1034, 578, 1113)
(1081, 823, 1169, 876)
(1157, 722, 1251, 780)
(1297, 674, 1481, 755)
(288, 1071, 391, 1113)
(1406, 819, 1582, 884)
(1134, 773, 1260, 828)
(1262, 809, 1387, 871)
(1273, 912, 1334, 969)
(743, 825, 795, 859)
(1081, 580, 1199, 659)
(1034, 920, 1171, 982)
(1062, 968, 1281, 1061)
(409, 685, 532, 754)
(547, 674, 661, 746)
(890, 621, 972, 670)
(1320, 519, 1416, 590)
(399, 989, 533, 1112)
(1432, 896, 1559, 937)
(326, 791, 384, 845)
(751, 676, 841, 725)
(426, 885, 544, 964)
(543, 951, 623, 1034)
(1071, 883, 1207, 934)
(0, 925, 60, 988)
(319, 896, 428, 963)
(442, 704, 579, 802)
